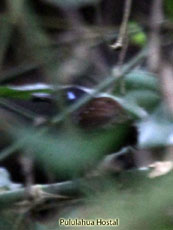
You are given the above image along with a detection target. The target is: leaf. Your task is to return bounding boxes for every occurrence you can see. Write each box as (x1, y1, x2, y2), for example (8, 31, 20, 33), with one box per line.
(129, 22, 147, 47)
(113, 96, 148, 120)
(0, 86, 52, 99)
(66, 170, 173, 230)
(149, 161, 173, 178)
(131, 32, 147, 46)
(165, 0, 173, 21)
(124, 90, 160, 112)
(125, 70, 159, 91)
(14, 124, 131, 177)
(0, 168, 21, 192)
(137, 118, 173, 148)
(114, 70, 159, 94)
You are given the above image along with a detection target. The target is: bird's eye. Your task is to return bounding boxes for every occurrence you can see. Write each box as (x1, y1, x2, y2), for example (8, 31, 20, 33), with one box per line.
(64, 87, 88, 104)
(67, 91, 76, 100)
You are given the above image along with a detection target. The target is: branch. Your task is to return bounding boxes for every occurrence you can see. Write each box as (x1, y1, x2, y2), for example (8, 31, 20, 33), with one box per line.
(0, 180, 81, 209)
(110, 0, 132, 50)
(147, 0, 163, 72)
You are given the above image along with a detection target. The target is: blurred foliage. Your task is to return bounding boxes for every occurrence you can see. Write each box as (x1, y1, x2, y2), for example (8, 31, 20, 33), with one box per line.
(114, 70, 159, 93)
(42, 0, 102, 8)
(14, 123, 130, 177)
(165, 0, 173, 21)
(63, 170, 173, 230)
(138, 117, 173, 148)
(0, 0, 172, 230)
(129, 22, 147, 47)
(7, 170, 172, 230)
(114, 70, 160, 112)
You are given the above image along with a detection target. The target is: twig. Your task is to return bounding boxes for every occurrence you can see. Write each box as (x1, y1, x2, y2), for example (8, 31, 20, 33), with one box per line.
(147, 0, 163, 72)
(118, 37, 129, 94)
(0, 180, 81, 209)
(110, 0, 132, 50)
(110, 0, 132, 94)
(20, 155, 34, 197)
(0, 16, 12, 71)
(148, 0, 173, 115)
(0, 99, 36, 121)
(148, 0, 173, 167)
(160, 63, 173, 115)
(0, 141, 23, 161)
(0, 63, 40, 84)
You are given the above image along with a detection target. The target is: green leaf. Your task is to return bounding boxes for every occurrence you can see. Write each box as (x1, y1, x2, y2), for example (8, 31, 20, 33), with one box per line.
(129, 22, 147, 46)
(114, 70, 159, 95)
(165, 0, 173, 21)
(112, 96, 148, 120)
(125, 70, 159, 91)
(131, 32, 147, 46)
(124, 90, 160, 112)
(0, 86, 52, 99)
(14, 124, 131, 177)
(73, 171, 173, 230)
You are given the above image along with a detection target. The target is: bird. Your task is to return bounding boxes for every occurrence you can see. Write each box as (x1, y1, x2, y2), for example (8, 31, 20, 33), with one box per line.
(7, 83, 130, 129)
(62, 85, 129, 129)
